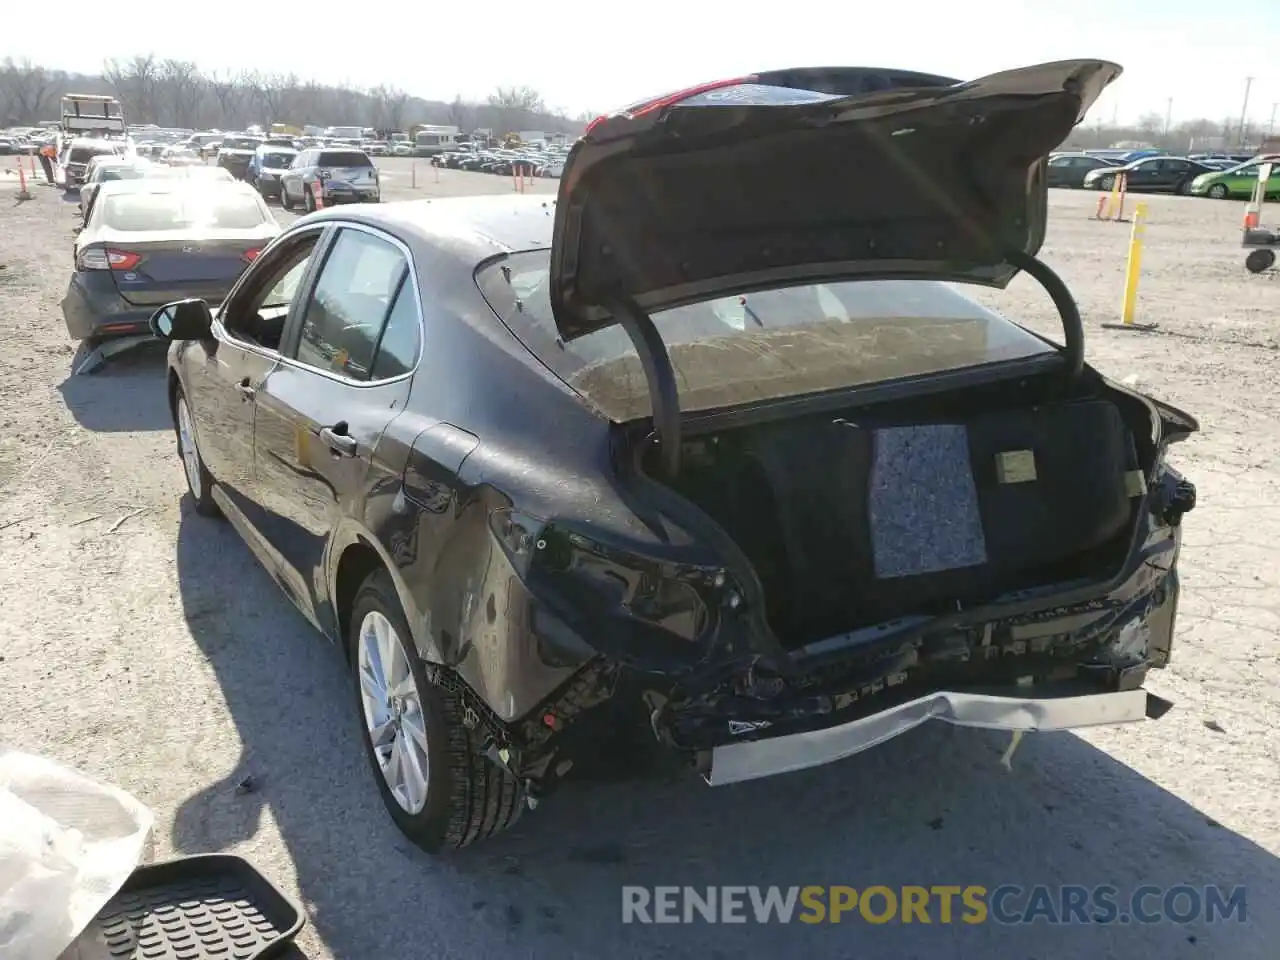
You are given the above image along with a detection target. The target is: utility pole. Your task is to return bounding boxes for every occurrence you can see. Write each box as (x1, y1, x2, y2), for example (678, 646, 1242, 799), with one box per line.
(1164, 97, 1173, 138)
(1269, 102, 1279, 139)
(1237, 76, 1254, 147)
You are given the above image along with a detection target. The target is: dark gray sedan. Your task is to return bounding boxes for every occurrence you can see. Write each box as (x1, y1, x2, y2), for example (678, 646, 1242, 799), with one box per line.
(62, 179, 279, 372)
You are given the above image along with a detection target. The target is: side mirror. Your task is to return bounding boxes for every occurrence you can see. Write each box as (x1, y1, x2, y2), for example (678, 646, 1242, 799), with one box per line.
(150, 299, 214, 341)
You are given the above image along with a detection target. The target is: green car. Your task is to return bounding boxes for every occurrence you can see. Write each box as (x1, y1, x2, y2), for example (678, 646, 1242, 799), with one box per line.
(1189, 158, 1280, 199)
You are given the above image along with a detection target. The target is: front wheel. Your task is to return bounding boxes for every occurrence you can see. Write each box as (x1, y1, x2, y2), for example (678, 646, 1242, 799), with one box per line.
(349, 571, 525, 853)
(174, 390, 220, 518)
(280, 181, 293, 210)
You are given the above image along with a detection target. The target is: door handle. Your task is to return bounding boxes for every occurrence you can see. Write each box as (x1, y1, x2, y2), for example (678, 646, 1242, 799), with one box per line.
(319, 424, 357, 457)
(237, 377, 255, 401)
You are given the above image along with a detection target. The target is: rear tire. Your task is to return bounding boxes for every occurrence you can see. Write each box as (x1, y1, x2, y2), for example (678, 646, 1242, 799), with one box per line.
(280, 182, 293, 210)
(349, 571, 525, 853)
(1098, 175, 1116, 191)
(1208, 183, 1229, 199)
(303, 187, 316, 213)
(1175, 179, 1192, 196)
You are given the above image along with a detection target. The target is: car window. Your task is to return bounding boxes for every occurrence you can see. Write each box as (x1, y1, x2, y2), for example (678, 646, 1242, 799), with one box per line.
(1048, 156, 1071, 167)
(99, 189, 269, 231)
(368, 278, 421, 380)
(478, 252, 1059, 421)
(261, 152, 295, 169)
(223, 233, 321, 351)
(294, 229, 408, 380)
(318, 151, 371, 167)
(1166, 160, 1190, 173)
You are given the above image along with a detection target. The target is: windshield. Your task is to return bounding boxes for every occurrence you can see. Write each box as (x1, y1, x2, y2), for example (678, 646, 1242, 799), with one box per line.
(221, 137, 261, 150)
(261, 152, 295, 168)
(99, 190, 268, 231)
(479, 252, 1058, 421)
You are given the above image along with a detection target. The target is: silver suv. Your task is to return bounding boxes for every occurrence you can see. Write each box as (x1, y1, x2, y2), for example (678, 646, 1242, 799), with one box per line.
(280, 148, 380, 211)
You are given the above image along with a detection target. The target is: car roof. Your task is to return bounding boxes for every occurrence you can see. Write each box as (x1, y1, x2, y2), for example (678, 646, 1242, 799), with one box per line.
(299, 194, 557, 261)
(94, 177, 260, 199)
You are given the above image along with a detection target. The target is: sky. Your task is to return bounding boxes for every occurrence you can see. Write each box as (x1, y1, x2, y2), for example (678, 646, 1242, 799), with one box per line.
(7, 0, 1280, 127)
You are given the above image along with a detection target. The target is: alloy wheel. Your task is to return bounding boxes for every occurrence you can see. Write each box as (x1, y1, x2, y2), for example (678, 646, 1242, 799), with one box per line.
(357, 610, 430, 814)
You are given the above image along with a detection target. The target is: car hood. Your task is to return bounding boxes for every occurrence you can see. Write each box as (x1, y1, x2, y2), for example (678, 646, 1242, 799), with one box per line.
(548, 58, 1120, 341)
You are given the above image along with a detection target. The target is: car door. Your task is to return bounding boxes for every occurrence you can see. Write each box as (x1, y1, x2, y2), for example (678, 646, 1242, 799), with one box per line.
(182, 225, 328, 525)
(282, 150, 307, 202)
(251, 223, 420, 628)
(1162, 159, 1194, 192)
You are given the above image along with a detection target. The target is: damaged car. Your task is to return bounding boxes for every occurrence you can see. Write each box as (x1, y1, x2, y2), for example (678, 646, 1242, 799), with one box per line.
(150, 58, 1198, 853)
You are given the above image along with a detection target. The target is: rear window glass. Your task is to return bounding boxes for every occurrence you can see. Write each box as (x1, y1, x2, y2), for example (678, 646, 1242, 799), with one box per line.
(70, 146, 117, 162)
(479, 252, 1058, 421)
(98, 190, 268, 231)
(318, 151, 371, 167)
(100, 166, 149, 182)
(221, 137, 261, 150)
(261, 152, 295, 168)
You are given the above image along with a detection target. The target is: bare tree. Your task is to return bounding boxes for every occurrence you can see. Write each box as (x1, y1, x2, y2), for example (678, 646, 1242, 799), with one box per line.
(102, 54, 160, 122)
(486, 86, 546, 135)
(161, 59, 204, 128)
(6, 53, 587, 138)
(1135, 112, 1163, 142)
(447, 94, 469, 131)
(206, 70, 243, 128)
(0, 57, 63, 124)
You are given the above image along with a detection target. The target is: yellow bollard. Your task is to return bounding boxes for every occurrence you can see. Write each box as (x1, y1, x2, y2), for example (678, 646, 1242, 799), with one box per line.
(1103, 201, 1157, 332)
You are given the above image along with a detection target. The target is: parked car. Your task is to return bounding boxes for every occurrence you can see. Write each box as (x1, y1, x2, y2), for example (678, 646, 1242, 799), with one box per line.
(279, 148, 379, 211)
(247, 145, 298, 199)
(1045, 152, 1121, 188)
(1082, 155, 1216, 194)
(78, 157, 154, 218)
(148, 59, 1197, 853)
(60, 137, 126, 190)
(216, 136, 264, 179)
(161, 146, 204, 166)
(62, 179, 278, 352)
(1189, 157, 1280, 199)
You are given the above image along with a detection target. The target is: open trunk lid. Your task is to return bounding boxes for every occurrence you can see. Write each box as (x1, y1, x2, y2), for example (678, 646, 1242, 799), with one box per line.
(548, 59, 1120, 341)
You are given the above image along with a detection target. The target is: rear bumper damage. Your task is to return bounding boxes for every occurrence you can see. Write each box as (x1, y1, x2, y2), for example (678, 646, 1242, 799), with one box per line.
(704, 685, 1161, 786)
(494, 547, 1183, 799)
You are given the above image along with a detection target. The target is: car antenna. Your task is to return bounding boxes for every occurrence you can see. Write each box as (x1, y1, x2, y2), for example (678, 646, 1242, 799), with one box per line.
(740, 295, 764, 327)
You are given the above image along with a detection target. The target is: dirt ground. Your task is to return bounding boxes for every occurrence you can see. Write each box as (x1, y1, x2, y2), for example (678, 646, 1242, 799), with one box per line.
(0, 160, 1277, 959)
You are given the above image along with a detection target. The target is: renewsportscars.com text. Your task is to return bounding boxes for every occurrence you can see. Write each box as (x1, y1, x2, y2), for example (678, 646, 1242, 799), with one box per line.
(621, 884, 1247, 925)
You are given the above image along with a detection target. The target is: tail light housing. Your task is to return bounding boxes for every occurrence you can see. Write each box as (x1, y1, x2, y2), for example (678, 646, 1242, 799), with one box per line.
(242, 248, 261, 263)
(489, 508, 727, 653)
(77, 247, 141, 271)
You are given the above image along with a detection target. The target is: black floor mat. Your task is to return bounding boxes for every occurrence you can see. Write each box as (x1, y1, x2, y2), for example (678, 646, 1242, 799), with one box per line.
(79, 854, 304, 960)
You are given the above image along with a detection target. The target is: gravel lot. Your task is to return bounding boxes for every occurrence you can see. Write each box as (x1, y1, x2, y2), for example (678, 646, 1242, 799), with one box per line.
(0, 159, 1277, 959)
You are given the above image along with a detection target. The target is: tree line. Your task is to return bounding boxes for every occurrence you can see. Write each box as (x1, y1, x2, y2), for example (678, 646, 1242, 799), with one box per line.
(1060, 112, 1276, 153)
(0, 55, 591, 136)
